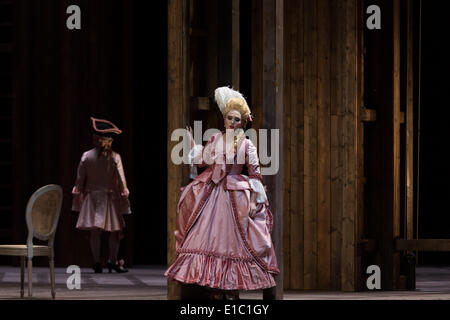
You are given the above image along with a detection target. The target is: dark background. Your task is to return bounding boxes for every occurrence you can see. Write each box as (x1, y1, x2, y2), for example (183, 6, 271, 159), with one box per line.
(417, 1, 450, 264)
(0, 0, 168, 267)
(132, 1, 167, 265)
(0, 0, 448, 268)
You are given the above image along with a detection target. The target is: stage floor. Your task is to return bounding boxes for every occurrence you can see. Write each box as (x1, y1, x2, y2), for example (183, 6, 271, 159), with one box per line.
(1, 265, 450, 300)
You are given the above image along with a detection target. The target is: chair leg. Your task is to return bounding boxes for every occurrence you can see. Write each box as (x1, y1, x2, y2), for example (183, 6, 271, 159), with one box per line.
(20, 257, 25, 298)
(27, 258, 32, 297)
(49, 258, 55, 299)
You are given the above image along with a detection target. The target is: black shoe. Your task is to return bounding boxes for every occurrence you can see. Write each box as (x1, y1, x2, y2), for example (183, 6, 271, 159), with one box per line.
(107, 261, 128, 273)
(208, 288, 224, 300)
(225, 290, 240, 300)
(93, 262, 103, 273)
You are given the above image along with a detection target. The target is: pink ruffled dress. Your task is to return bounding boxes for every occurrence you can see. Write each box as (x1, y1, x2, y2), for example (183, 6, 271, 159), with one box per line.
(72, 148, 131, 232)
(165, 132, 279, 290)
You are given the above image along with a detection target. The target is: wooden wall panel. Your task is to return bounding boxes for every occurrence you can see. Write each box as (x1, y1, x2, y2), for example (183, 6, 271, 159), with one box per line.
(283, 0, 362, 290)
(251, 0, 263, 132)
(302, 0, 318, 290)
(317, 0, 331, 290)
(356, 0, 365, 291)
(329, 0, 344, 291)
(283, 0, 304, 290)
(341, 0, 358, 291)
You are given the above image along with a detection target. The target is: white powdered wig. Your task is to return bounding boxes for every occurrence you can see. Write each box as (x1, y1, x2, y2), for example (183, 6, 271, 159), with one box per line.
(214, 86, 245, 115)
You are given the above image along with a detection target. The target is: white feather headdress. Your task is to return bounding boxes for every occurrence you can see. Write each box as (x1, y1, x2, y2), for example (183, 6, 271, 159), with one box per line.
(214, 86, 245, 115)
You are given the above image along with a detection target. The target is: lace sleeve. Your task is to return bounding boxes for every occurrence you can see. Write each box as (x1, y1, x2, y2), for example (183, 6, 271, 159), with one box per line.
(249, 178, 268, 203)
(246, 139, 263, 182)
(188, 134, 217, 178)
(246, 139, 267, 203)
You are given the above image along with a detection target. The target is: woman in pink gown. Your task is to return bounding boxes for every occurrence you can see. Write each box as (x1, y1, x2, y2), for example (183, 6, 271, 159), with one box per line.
(165, 87, 279, 299)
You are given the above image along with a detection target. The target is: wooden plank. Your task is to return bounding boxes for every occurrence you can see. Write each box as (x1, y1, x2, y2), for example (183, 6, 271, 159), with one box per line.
(167, 0, 188, 300)
(251, 0, 263, 131)
(303, 0, 318, 290)
(341, 0, 357, 291)
(282, 0, 292, 289)
(206, 0, 218, 96)
(359, 239, 377, 252)
(377, 0, 401, 291)
(292, 0, 305, 291)
(317, 0, 331, 290)
(261, 0, 284, 300)
(330, 0, 343, 291)
(399, 111, 405, 124)
(273, 0, 284, 299)
(285, 0, 304, 290)
(378, 0, 394, 290)
(231, 0, 240, 89)
(361, 108, 377, 122)
(405, 0, 414, 241)
(392, 0, 401, 289)
(396, 240, 450, 252)
(217, 0, 232, 86)
(355, 0, 365, 291)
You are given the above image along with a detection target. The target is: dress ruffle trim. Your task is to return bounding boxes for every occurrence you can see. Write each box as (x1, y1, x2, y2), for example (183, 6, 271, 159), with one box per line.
(164, 250, 276, 291)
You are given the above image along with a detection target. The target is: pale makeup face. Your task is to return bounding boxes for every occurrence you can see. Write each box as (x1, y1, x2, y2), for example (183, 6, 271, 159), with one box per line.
(224, 110, 242, 130)
(93, 134, 113, 152)
(99, 137, 113, 150)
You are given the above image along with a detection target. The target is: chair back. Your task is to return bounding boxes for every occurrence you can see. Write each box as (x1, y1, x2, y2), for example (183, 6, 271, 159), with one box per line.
(25, 185, 63, 243)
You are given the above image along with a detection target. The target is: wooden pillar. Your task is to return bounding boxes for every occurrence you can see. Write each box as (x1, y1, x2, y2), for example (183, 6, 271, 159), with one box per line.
(272, 0, 284, 299)
(330, 0, 344, 291)
(355, 0, 366, 291)
(231, 0, 240, 89)
(379, 0, 401, 290)
(392, 0, 402, 288)
(252, 0, 284, 300)
(405, 0, 414, 241)
(206, 0, 219, 96)
(341, 0, 359, 291)
(283, 0, 304, 291)
(302, 0, 318, 291)
(167, 0, 189, 300)
(317, 0, 332, 290)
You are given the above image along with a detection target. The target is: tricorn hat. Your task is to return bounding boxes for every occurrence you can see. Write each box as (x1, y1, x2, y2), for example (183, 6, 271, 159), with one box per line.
(90, 117, 122, 137)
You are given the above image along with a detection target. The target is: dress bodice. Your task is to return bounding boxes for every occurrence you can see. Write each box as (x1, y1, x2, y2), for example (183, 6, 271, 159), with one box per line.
(192, 132, 263, 184)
